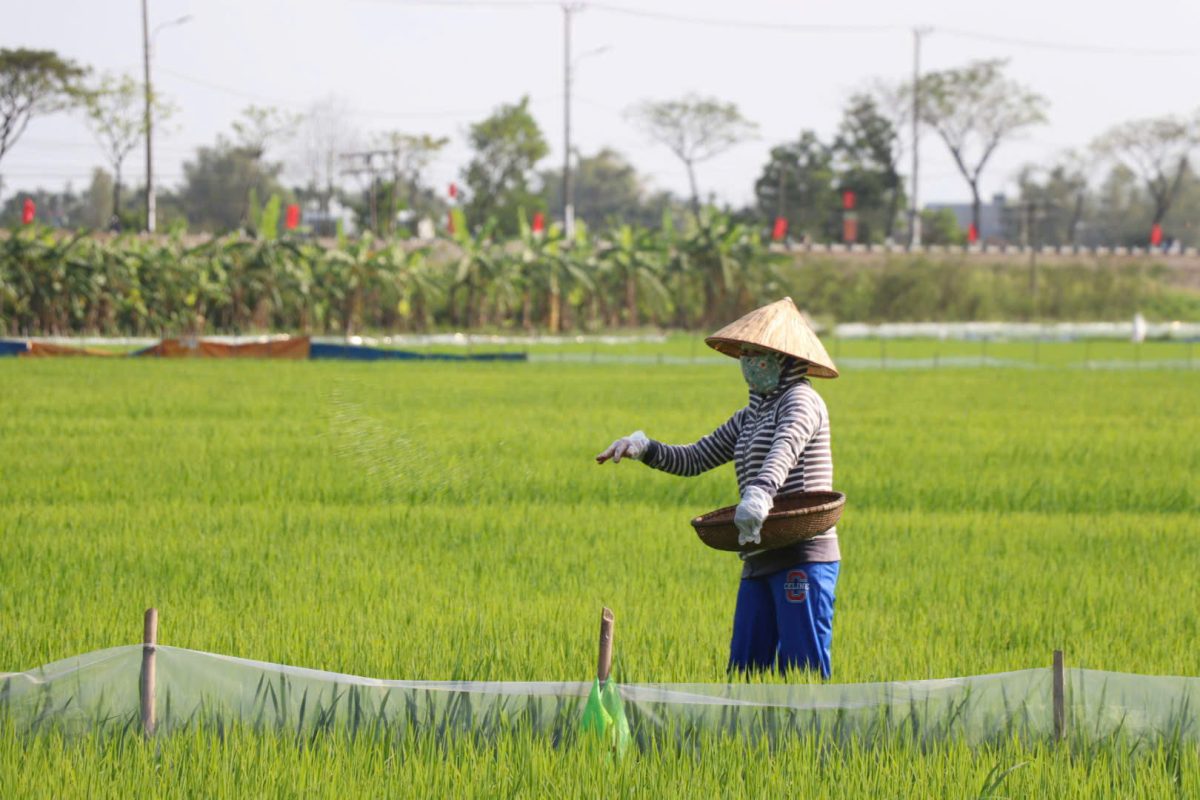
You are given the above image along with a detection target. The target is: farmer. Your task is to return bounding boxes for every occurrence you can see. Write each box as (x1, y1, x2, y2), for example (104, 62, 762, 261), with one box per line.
(596, 297, 840, 677)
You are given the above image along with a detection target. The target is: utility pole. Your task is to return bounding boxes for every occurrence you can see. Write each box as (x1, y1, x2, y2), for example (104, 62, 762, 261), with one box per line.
(342, 149, 400, 235)
(909, 26, 931, 249)
(560, 7, 607, 241)
(141, 6, 191, 233)
(142, 0, 154, 233)
(562, 3, 582, 240)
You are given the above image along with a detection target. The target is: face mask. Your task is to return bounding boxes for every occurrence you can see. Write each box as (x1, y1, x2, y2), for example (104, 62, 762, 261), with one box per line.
(740, 351, 784, 394)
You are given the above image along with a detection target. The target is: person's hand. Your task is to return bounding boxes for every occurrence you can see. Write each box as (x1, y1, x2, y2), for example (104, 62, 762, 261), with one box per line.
(734, 485, 773, 546)
(596, 430, 649, 464)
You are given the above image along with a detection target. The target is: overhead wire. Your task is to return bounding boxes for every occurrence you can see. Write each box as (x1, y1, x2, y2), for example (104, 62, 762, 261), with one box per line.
(934, 27, 1200, 57)
(591, 3, 1200, 55)
(156, 66, 558, 121)
(361, 0, 1200, 55)
(9, 0, 1197, 201)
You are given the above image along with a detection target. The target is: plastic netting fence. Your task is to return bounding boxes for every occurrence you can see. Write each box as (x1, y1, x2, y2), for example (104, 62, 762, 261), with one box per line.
(3, 646, 1197, 749)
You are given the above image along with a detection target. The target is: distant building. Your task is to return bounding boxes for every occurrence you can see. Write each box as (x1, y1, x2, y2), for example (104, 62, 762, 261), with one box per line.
(925, 193, 1009, 242)
(301, 198, 357, 237)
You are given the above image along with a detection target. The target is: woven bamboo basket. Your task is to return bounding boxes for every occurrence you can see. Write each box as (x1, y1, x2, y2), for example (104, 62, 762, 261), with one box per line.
(691, 491, 845, 552)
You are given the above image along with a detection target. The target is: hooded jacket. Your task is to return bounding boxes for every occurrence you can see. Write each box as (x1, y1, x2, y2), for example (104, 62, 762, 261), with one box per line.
(642, 358, 839, 578)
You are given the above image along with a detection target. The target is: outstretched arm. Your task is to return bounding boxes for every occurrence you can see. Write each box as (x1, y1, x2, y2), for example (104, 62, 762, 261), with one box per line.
(641, 408, 746, 477)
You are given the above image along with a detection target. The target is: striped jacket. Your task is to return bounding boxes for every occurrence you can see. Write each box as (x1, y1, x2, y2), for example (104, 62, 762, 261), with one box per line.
(643, 359, 839, 577)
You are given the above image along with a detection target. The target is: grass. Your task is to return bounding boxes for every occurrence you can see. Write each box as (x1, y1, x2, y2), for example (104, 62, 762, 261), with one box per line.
(0, 340, 1197, 796)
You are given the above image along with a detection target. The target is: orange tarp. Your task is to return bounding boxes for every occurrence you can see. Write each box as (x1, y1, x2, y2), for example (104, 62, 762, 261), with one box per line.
(136, 336, 311, 359)
(22, 342, 116, 358)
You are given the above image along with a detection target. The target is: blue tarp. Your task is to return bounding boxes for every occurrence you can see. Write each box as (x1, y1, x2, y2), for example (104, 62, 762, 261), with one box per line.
(0, 340, 30, 357)
(0, 338, 526, 363)
(308, 342, 526, 362)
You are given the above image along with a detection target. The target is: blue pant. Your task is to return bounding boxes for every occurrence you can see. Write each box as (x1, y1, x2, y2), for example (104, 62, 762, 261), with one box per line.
(728, 561, 839, 678)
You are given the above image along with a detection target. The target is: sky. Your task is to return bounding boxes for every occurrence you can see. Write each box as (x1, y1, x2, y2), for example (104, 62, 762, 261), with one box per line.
(3, 0, 1200, 213)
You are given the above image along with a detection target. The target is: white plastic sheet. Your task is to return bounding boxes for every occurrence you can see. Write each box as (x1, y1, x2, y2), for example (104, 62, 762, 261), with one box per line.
(3, 646, 1197, 748)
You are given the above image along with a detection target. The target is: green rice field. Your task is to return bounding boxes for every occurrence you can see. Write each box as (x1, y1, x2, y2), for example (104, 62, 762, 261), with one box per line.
(1, 341, 1197, 797)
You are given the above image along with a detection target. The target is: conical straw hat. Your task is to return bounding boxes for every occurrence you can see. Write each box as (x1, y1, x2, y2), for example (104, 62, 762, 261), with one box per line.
(705, 297, 839, 378)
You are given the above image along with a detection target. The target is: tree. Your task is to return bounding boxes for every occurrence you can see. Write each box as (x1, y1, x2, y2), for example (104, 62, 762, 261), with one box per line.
(1092, 113, 1200, 229)
(754, 132, 838, 242)
(833, 93, 905, 242)
(915, 59, 1047, 238)
(628, 94, 757, 218)
(539, 148, 645, 230)
(1014, 153, 1090, 247)
(84, 72, 172, 219)
(919, 208, 966, 246)
(375, 131, 449, 232)
(82, 168, 114, 229)
(232, 105, 299, 162)
(0, 49, 88, 190)
(293, 95, 356, 222)
(178, 137, 286, 232)
(1088, 164, 1154, 248)
(462, 96, 549, 236)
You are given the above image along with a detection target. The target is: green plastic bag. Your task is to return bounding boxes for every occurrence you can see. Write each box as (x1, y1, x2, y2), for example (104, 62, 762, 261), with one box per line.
(601, 677, 631, 754)
(580, 677, 631, 755)
(580, 678, 612, 734)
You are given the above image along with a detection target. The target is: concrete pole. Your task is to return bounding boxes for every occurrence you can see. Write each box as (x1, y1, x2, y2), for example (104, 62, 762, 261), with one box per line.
(142, 0, 155, 233)
(909, 27, 930, 248)
(562, 4, 577, 239)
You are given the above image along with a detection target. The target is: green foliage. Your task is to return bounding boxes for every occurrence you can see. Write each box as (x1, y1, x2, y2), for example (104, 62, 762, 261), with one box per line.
(231, 104, 299, 162)
(629, 94, 757, 215)
(82, 72, 172, 218)
(260, 193, 282, 242)
(0, 358, 1198, 794)
(462, 96, 549, 236)
(920, 208, 968, 246)
(3, 220, 1198, 336)
(1092, 113, 1200, 224)
(539, 148, 656, 231)
(915, 59, 1049, 233)
(755, 131, 840, 242)
(0, 48, 88, 164)
(81, 168, 114, 229)
(177, 138, 287, 233)
(833, 94, 906, 242)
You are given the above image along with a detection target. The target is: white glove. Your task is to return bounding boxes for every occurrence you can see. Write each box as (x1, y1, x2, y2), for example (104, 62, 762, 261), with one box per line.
(596, 430, 649, 464)
(734, 485, 773, 546)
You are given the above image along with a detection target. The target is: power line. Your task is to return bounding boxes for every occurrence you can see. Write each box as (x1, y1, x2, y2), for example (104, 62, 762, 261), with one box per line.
(936, 27, 1200, 57)
(588, 2, 898, 33)
(10, 138, 194, 154)
(359, 0, 560, 7)
(364, 0, 1200, 56)
(157, 66, 557, 120)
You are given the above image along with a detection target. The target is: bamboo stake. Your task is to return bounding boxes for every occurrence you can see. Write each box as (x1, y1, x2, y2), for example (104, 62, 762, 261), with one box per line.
(140, 607, 158, 737)
(597, 607, 614, 684)
(1052, 649, 1065, 741)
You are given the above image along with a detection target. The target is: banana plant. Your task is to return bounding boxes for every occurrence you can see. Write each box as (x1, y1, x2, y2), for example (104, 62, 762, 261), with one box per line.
(444, 209, 500, 329)
(596, 223, 669, 328)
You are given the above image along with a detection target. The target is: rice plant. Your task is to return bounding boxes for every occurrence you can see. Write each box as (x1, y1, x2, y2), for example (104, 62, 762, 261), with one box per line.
(0, 352, 1197, 795)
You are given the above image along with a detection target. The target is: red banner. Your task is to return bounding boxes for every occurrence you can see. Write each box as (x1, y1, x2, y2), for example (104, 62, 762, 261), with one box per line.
(21, 198, 35, 225)
(968, 223, 978, 244)
(532, 211, 545, 234)
(285, 204, 300, 230)
(771, 217, 787, 242)
(1150, 223, 1163, 246)
(448, 182, 458, 199)
(842, 191, 856, 211)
